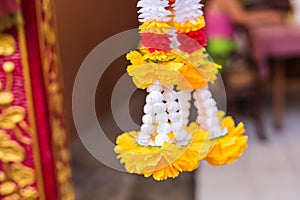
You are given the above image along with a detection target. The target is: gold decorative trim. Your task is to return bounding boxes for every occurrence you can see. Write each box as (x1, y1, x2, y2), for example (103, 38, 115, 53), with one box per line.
(0, 34, 16, 57)
(0, 27, 43, 200)
(19, 24, 46, 200)
(35, 0, 75, 199)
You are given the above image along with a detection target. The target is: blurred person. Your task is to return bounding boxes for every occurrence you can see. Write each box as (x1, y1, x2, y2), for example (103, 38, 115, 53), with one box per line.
(205, 0, 286, 68)
(203, 0, 289, 140)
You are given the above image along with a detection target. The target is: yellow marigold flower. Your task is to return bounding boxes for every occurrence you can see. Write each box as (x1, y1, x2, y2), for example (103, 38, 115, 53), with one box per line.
(114, 123, 208, 181)
(197, 62, 221, 84)
(126, 51, 146, 65)
(177, 63, 208, 90)
(126, 49, 184, 89)
(127, 62, 182, 89)
(173, 16, 206, 33)
(143, 50, 177, 62)
(139, 21, 171, 34)
(205, 115, 248, 166)
(174, 49, 220, 89)
(126, 49, 220, 90)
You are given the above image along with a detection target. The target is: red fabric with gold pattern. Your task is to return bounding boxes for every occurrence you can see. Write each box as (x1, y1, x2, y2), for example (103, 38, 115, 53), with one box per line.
(0, 0, 74, 199)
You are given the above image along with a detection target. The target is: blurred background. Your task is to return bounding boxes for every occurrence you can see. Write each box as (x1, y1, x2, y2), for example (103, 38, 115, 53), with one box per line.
(53, 0, 300, 199)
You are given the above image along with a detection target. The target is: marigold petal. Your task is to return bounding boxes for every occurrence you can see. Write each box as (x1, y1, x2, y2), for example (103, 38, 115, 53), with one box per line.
(114, 123, 207, 181)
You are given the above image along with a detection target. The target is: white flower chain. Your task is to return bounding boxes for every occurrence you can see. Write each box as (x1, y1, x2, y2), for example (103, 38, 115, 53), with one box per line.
(137, 0, 172, 22)
(173, 0, 204, 24)
(177, 90, 192, 126)
(137, 82, 163, 146)
(193, 86, 224, 139)
(137, 81, 194, 146)
(164, 88, 191, 146)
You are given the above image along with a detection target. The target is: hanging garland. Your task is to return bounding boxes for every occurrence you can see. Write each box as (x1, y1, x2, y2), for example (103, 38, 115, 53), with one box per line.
(114, 0, 248, 181)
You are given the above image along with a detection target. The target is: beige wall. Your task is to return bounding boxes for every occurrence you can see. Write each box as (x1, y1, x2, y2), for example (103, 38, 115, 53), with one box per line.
(54, 0, 139, 137)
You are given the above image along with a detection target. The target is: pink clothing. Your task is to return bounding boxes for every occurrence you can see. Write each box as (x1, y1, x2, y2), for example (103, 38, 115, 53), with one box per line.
(205, 10, 234, 39)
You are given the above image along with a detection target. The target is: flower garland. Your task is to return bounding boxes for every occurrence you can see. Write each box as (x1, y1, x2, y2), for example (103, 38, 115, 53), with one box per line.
(114, 0, 248, 181)
(115, 123, 207, 181)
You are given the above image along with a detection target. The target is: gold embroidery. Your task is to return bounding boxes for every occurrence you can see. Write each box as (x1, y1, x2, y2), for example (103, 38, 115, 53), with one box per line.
(3, 61, 15, 73)
(0, 61, 37, 198)
(0, 171, 6, 182)
(42, 23, 56, 45)
(0, 63, 32, 145)
(2, 193, 20, 200)
(0, 34, 16, 56)
(0, 62, 15, 107)
(0, 131, 25, 163)
(36, 0, 75, 199)
(20, 186, 39, 200)
(8, 163, 36, 188)
(0, 181, 17, 196)
(19, 23, 46, 199)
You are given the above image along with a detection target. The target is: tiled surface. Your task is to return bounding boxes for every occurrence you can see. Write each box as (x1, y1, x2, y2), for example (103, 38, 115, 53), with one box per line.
(196, 98, 300, 200)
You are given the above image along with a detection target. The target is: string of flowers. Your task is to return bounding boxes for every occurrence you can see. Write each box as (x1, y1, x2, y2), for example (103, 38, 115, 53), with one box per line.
(114, 0, 248, 181)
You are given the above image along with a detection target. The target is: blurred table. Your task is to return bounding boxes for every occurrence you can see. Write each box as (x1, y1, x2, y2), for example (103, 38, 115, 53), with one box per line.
(249, 24, 300, 129)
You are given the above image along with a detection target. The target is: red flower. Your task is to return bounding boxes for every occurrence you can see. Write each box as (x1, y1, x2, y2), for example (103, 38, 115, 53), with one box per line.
(140, 33, 172, 51)
(185, 28, 207, 47)
(177, 33, 203, 54)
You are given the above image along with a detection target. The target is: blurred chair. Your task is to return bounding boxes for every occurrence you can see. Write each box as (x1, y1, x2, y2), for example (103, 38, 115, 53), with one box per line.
(249, 25, 300, 130)
(224, 53, 267, 140)
(238, 0, 296, 131)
